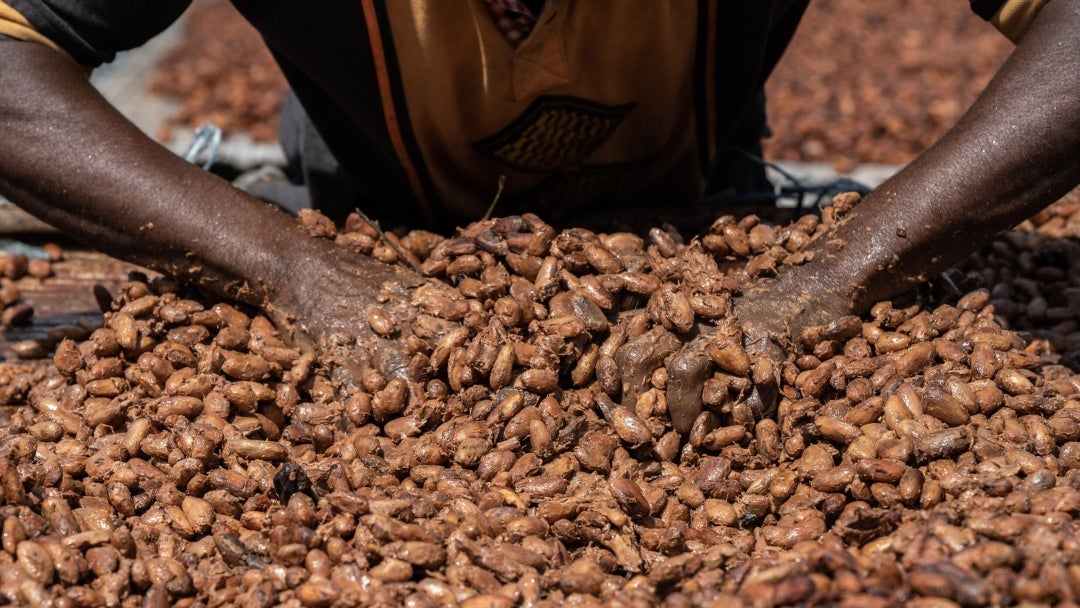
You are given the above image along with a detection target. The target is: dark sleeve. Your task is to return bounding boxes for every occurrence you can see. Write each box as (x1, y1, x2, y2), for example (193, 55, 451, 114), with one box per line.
(970, 0, 1007, 20)
(5, 0, 192, 66)
(970, 0, 1050, 42)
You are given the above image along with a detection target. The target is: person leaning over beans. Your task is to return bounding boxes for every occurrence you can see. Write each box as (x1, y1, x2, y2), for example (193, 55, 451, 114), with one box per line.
(0, 1, 1076, 432)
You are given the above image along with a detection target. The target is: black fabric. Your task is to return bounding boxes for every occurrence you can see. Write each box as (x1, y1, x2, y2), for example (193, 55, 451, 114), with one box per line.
(707, 89, 773, 196)
(705, 0, 810, 197)
(6, 0, 191, 66)
(232, 1, 423, 228)
(970, 0, 1008, 20)
(521, 0, 547, 17)
(277, 91, 362, 224)
(709, 2, 806, 162)
(365, 1, 442, 228)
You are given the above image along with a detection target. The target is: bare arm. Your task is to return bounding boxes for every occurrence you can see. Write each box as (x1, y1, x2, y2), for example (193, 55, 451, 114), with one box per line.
(1, 40, 311, 302)
(667, 0, 1080, 434)
(742, 0, 1080, 335)
(0, 40, 405, 356)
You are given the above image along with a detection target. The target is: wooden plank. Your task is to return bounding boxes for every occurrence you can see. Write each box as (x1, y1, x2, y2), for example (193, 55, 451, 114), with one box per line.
(0, 242, 154, 362)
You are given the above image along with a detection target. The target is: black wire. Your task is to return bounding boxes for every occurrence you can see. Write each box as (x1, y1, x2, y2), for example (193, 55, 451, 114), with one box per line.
(703, 147, 874, 215)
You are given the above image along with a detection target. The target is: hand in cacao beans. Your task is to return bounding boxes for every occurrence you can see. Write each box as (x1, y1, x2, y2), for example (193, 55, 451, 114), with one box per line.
(663, 264, 862, 437)
(661, 329, 715, 436)
(663, 315, 784, 437)
(264, 226, 426, 389)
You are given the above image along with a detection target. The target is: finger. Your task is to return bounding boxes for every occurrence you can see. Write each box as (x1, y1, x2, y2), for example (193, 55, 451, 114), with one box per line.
(665, 337, 714, 436)
(267, 305, 316, 357)
(325, 334, 365, 393)
(330, 336, 411, 394)
(798, 315, 862, 349)
(742, 320, 785, 362)
(372, 338, 411, 379)
(745, 385, 777, 426)
(614, 326, 681, 406)
(735, 317, 784, 423)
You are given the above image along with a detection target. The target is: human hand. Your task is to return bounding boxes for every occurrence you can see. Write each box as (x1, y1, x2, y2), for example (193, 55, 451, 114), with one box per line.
(657, 272, 860, 437)
(606, 242, 794, 438)
(661, 313, 783, 437)
(262, 233, 430, 391)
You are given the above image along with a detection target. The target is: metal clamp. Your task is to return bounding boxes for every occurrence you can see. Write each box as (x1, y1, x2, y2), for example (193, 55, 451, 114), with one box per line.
(182, 123, 223, 171)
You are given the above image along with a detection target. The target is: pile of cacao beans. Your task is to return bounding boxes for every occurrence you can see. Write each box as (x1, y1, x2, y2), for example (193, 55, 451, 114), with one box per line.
(2, 192, 1080, 607)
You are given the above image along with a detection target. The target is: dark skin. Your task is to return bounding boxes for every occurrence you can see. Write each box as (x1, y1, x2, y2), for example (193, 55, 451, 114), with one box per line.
(663, 0, 1080, 434)
(0, 2, 1078, 426)
(0, 39, 416, 378)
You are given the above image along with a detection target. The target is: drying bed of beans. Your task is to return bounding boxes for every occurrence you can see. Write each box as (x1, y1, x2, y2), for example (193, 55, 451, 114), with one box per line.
(2, 191, 1080, 607)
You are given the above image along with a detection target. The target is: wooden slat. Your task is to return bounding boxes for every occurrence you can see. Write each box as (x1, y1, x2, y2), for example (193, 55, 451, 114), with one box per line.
(0, 243, 153, 362)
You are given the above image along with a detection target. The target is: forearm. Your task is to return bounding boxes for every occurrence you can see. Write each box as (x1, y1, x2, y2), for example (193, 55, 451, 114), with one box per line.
(795, 0, 1080, 317)
(0, 40, 313, 307)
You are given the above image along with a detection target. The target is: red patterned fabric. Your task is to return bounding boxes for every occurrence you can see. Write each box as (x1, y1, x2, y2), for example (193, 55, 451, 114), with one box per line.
(482, 0, 540, 47)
